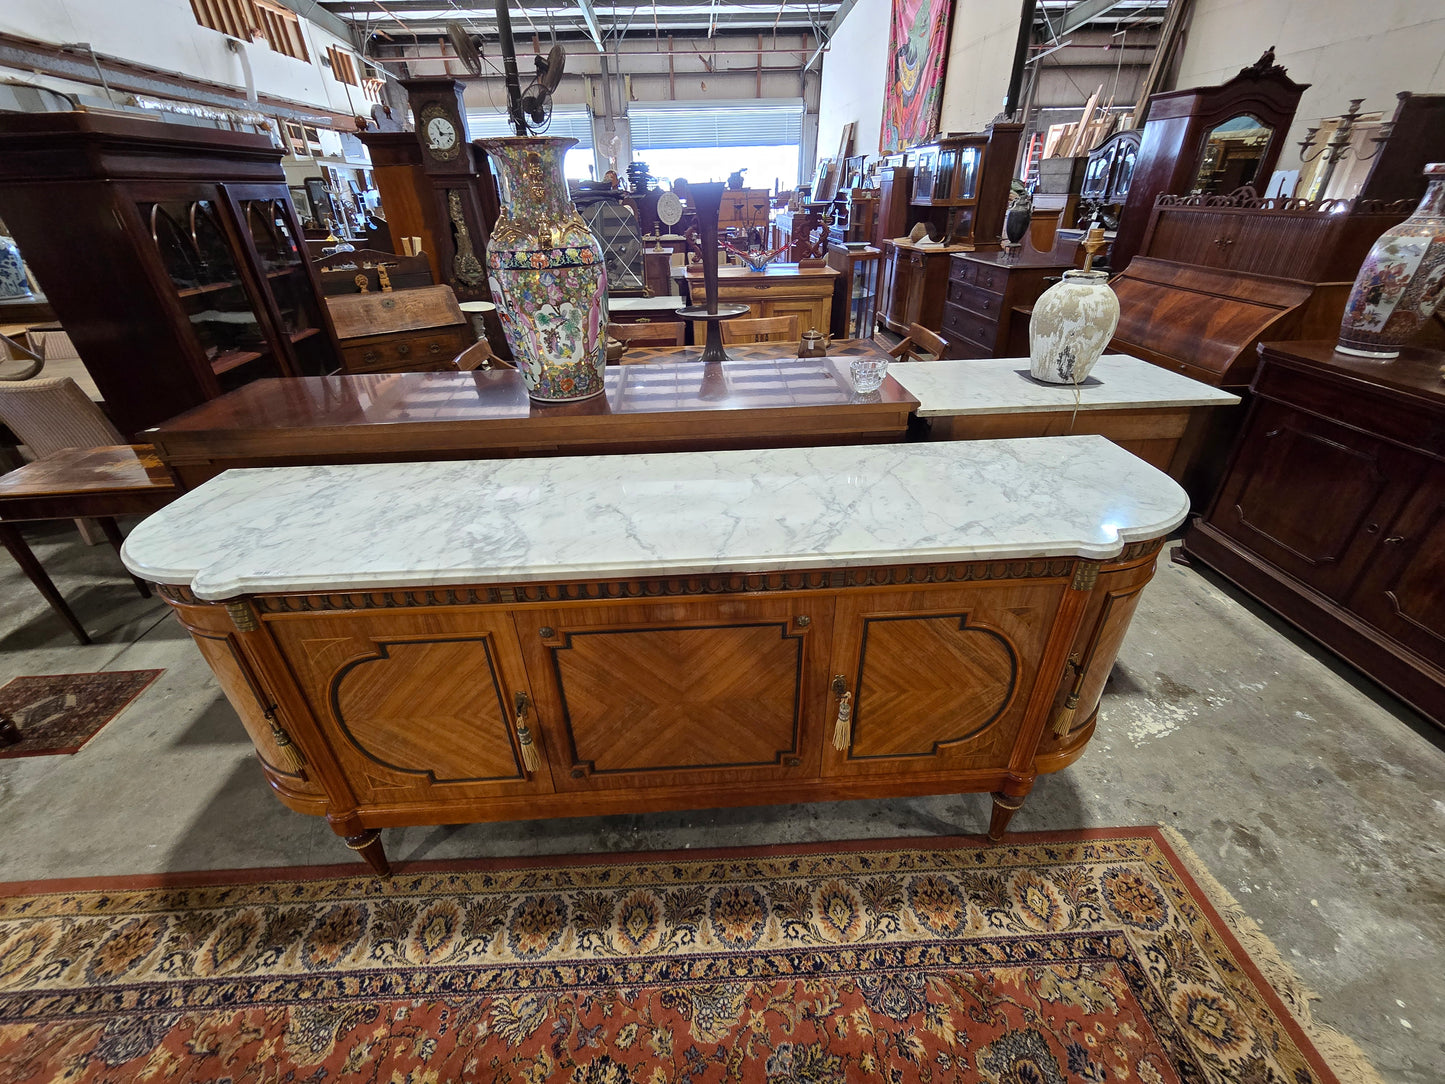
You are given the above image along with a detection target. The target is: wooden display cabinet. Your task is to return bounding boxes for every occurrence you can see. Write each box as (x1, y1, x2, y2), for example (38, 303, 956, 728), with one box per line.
(825, 243, 882, 340)
(908, 123, 1023, 250)
(0, 113, 340, 438)
(878, 240, 968, 335)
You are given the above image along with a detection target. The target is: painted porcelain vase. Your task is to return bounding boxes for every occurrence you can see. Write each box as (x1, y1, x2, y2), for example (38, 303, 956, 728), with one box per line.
(0, 232, 30, 299)
(481, 136, 608, 401)
(1028, 269, 1119, 384)
(1337, 162, 1445, 358)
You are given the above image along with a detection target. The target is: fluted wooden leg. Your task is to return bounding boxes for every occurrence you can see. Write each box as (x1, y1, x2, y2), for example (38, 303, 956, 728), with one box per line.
(988, 792, 1026, 842)
(344, 830, 391, 877)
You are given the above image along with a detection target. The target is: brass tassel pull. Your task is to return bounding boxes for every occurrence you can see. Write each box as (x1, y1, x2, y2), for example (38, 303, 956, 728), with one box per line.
(831, 676, 853, 751)
(1052, 693, 1080, 736)
(514, 692, 541, 772)
(1051, 655, 1085, 737)
(265, 708, 307, 773)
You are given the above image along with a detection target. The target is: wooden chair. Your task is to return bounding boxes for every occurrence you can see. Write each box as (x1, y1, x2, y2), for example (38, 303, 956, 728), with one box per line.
(720, 314, 800, 345)
(451, 341, 515, 371)
(609, 322, 685, 347)
(888, 322, 947, 361)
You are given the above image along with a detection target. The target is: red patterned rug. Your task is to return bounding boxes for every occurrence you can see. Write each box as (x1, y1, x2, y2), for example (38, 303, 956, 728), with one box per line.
(0, 670, 162, 758)
(0, 828, 1380, 1083)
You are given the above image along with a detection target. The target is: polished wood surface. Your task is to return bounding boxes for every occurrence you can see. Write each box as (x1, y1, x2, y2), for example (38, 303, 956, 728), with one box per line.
(941, 248, 1075, 359)
(1113, 61, 1307, 271)
(609, 322, 685, 347)
(925, 406, 1199, 476)
(157, 537, 1168, 873)
(721, 314, 800, 344)
(327, 284, 472, 374)
(0, 445, 177, 644)
(1183, 341, 1445, 730)
(683, 264, 838, 342)
(147, 345, 918, 488)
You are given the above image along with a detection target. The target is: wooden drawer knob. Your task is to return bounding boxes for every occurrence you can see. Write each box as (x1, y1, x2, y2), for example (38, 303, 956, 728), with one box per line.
(396, 343, 411, 356)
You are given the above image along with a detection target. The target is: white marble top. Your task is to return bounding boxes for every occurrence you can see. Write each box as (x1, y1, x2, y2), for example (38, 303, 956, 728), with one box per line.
(122, 438, 1189, 599)
(608, 296, 687, 312)
(888, 355, 1241, 417)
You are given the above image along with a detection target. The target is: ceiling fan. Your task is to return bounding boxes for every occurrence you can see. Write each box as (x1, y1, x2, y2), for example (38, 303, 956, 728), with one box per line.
(493, 0, 566, 136)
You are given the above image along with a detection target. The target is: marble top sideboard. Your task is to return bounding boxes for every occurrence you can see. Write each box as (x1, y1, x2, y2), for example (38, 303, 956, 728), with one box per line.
(888, 355, 1241, 417)
(122, 436, 1189, 600)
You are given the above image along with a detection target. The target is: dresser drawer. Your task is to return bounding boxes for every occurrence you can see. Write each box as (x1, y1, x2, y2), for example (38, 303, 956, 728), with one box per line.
(940, 301, 1000, 352)
(950, 256, 1004, 293)
(341, 327, 469, 373)
(946, 278, 1003, 317)
(941, 332, 993, 360)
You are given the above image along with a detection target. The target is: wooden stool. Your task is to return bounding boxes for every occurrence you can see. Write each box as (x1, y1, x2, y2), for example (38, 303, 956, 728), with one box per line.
(0, 445, 177, 644)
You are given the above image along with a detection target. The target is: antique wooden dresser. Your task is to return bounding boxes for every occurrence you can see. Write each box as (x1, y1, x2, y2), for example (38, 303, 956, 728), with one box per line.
(326, 283, 472, 374)
(1182, 342, 1444, 730)
(123, 438, 1188, 875)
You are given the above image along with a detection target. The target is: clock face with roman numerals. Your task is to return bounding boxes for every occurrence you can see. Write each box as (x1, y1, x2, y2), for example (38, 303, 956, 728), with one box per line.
(418, 102, 462, 162)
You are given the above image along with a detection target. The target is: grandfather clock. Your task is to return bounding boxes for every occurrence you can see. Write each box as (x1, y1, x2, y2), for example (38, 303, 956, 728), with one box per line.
(401, 78, 501, 305)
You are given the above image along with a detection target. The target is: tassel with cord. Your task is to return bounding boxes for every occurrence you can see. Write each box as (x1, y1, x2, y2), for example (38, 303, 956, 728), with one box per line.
(1051, 693, 1080, 737)
(516, 723, 541, 772)
(266, 710, 307, 773)
(832, 691, 853, 751)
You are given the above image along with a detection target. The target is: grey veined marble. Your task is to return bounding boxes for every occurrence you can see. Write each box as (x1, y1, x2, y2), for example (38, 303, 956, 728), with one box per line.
(122, 436, 1190, 599)
(889, 354, 1240, 417)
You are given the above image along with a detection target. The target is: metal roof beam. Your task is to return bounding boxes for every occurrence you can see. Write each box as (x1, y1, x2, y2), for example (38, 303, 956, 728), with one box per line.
(1058, 0, 1131, 33)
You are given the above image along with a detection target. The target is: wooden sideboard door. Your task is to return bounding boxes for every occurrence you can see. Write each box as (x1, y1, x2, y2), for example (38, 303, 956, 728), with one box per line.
(1345, 473, 1445, 669)
(514, 596, 833, 792)
(823, 582, 1066, 778)
(1210, 402, 1421, 600)
(265, 609, 551, 807)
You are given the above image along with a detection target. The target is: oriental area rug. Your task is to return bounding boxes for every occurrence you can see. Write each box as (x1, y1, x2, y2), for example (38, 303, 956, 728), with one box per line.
(0, 828, 1382, 1084)
(0, 669, 162, 759)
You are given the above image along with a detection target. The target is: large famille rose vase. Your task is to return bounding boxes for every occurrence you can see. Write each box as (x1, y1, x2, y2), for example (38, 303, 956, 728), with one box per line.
(1028, 269, 1119, 385)
(1337, 162, 1445, 358)
(480, 136, 608, 401)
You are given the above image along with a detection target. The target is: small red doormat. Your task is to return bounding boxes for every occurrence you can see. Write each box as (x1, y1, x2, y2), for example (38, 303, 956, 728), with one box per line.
(0, 669, 162, 758)
(0, 828, 1383, 1083)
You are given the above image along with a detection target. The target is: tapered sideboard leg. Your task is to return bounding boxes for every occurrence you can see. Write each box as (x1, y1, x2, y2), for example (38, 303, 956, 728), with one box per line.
(988, 792, 1026, 841)
(344, 830, 392, 877)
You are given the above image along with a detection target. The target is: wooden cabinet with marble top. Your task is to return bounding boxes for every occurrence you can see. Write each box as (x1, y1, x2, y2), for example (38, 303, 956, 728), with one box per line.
(122, 438, 1188, 875)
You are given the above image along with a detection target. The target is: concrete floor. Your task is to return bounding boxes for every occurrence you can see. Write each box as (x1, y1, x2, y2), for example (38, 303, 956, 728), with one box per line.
(1, 519, 1441, 1083)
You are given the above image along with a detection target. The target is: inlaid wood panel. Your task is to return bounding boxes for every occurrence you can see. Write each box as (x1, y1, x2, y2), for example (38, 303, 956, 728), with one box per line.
(516, 597, 832, 791)
(849, 614, 1016, 756)
(825, 582, 1066, 777)
(265, 609, 549, 804)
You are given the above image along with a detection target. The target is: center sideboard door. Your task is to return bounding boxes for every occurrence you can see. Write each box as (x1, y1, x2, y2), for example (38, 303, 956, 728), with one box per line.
(823, 579, 1068, 779)
(265, 607, 551, 808)
(514, 595, 833, 792)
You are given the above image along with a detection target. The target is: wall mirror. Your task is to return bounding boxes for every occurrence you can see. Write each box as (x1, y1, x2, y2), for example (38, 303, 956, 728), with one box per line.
(1192, 114, 1273, 193)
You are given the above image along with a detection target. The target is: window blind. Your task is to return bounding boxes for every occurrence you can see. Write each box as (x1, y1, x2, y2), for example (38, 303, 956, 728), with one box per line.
(466, 108, 594, 149)
(629, 100, 804, 150)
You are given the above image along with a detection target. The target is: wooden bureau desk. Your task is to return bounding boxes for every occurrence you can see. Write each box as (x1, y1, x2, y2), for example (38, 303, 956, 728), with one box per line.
(145, 345, 917, 489)
(681, 264, 839, 341)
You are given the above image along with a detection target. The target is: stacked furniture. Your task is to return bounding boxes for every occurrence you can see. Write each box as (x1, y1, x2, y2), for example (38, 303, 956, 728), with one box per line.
(877, 123, 1023, 337)
(1182, 342, 1444, 731)
(0, 113, 342, 438)
(1111, 55, 1306, 271)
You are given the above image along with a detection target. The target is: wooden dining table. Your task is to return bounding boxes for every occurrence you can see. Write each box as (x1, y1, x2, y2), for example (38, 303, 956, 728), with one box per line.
(145, 342, 918, 489)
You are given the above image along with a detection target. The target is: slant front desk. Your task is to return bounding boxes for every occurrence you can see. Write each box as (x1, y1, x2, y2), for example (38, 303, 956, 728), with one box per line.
(146, 347, 916, 488)
(122, 439, 1189, 875)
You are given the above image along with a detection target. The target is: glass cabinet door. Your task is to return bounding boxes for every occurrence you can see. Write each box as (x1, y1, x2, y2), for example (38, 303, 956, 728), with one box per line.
(955, 147, 980, 200)
(140, 198, 271, 380)
(912, 149, 938, 203)
(239, 198, 330, 376)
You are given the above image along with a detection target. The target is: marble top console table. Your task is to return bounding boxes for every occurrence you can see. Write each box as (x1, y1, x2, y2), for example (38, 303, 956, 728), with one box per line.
(124, 438, 1188, 875)
(146, 347, 916, 490)
(889, 354, 1241, 479)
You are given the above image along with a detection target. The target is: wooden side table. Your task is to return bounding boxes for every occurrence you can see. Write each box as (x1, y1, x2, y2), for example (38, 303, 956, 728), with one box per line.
(0, 445, 177, 643)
